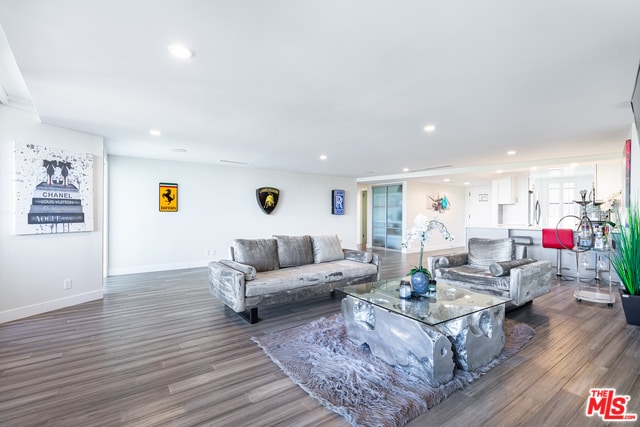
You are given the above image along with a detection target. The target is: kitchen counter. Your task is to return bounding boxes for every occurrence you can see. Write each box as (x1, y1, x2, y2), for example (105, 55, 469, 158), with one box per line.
(466, 225, 543, 244)
(466, 225, 572, 275)
(465, 225, 615, 281)
(470, 224, 542, 230)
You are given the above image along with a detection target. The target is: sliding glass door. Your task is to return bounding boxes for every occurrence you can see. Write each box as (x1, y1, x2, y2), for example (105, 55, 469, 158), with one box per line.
(372, 184, 403, 250)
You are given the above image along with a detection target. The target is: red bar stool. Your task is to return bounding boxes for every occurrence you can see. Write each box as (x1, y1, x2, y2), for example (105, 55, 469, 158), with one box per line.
(542, 228, 575, 278)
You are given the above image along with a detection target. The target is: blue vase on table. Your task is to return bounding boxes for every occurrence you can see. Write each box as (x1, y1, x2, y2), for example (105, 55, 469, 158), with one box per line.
(411, 271, 429, 295)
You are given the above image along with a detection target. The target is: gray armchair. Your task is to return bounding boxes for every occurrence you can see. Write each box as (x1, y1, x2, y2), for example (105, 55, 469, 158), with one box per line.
(427, 238, 552, 307)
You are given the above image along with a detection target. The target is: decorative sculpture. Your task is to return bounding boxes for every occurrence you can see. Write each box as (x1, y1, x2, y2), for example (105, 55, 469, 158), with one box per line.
(256, 187, 280, 215)
(402, 214, 454, 292)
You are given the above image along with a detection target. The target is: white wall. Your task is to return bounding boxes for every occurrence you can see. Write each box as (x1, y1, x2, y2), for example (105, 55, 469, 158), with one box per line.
(0, 106, 104, 323)
(403, 181, 465, 252)
(108, 155, 358, 275)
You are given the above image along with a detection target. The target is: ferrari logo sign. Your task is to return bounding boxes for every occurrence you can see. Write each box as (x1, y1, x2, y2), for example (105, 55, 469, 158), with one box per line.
(256, 187, 280, 215)
(159, 182, 178, 212)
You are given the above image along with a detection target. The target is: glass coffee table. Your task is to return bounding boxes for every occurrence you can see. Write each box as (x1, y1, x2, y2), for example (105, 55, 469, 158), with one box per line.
(337, 278, 511, 386)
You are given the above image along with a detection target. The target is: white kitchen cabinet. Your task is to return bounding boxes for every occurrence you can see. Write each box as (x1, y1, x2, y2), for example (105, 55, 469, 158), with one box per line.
(497, 176, 517, 204)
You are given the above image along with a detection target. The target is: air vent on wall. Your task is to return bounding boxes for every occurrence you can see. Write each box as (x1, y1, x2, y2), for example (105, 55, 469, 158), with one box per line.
(219, 159, 249, 165)
(410, 164, 453, 173)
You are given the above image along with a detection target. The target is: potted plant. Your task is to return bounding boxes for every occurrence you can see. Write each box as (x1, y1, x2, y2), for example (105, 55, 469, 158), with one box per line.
(610, 203, 640, 325)
(402, 213, 454, 295)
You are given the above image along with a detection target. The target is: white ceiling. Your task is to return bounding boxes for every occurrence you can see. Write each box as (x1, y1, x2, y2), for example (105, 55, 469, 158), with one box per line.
(0, 1, 638, 185)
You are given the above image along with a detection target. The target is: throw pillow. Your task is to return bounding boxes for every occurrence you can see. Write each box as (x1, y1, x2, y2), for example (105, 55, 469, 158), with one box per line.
(233, 238, 279, 272)
(311, 235, 345, 263)
(438, 256, 450, 267)
(489, 258, 536, 277)
(468, 238, 515, 267)
(343, 249, 373, 264)
(273, 235, 314, 268)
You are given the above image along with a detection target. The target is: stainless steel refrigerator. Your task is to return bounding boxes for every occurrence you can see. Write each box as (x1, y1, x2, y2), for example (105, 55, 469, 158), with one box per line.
(528, 179, 541, 226)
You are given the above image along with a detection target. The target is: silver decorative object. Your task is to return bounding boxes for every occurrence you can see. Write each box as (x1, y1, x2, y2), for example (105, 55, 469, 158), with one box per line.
(340, 281, 508, 385)
(342, 296, 455, 386)
(433, 304, 505, 371)
(399, 280, 412, 299)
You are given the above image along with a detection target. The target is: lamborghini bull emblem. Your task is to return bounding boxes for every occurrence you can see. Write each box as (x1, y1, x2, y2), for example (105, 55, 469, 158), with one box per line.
(256, 187, 280, 215)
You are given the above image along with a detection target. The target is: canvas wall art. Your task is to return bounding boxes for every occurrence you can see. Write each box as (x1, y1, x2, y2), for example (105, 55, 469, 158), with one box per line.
(332, 189, 345, 215)
(159, 182, 178, 212)
(13, 142, 94, 234)
(624, 138, 631, 210)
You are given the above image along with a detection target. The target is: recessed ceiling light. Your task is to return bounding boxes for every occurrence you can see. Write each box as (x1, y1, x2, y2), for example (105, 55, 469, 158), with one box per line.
(423, 124, 436, 133)
(319, 154, 327, 160)
(464, 181, 470, 185)
(149, 129, 161, 136)
(403, 167, 409, 172)
(443, 178, 451, 182)
(507, 150, 516, 155)
(168, 43, 193, 59)
(496, 169, 504, 174)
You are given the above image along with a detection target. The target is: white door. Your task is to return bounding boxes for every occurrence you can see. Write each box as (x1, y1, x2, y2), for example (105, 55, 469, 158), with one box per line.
(466, 186, 492, 226)
(359, 190, 368, 250)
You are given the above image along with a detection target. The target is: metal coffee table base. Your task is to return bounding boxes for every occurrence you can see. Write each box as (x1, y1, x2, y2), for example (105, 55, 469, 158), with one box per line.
(436, 304, 506, 371)
(341, 296, 506, 386)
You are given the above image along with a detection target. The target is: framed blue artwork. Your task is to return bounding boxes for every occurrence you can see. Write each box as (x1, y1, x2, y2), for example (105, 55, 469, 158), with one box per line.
(332, 189, 345, 215)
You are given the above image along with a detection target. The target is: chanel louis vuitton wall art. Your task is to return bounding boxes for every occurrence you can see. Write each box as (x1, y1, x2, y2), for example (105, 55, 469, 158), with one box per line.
(13, 142, 94, 234)
(256, 187, 280, 215)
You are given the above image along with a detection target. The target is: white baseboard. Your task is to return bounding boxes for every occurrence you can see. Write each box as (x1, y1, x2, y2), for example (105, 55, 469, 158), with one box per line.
(0, 290, 104, 324)
(107, 259, 210, 276)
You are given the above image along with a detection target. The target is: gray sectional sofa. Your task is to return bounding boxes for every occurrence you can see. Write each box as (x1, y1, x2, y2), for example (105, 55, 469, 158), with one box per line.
(208, 234, 380, 323)
(427, 237, 552, 308)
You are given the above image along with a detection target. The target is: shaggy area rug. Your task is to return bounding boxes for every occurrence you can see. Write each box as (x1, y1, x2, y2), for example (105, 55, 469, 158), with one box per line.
(252, 313, 534, 427)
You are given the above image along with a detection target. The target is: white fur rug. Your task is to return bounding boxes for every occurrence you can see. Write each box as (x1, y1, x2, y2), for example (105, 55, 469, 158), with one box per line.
(252, 313, 534, 427)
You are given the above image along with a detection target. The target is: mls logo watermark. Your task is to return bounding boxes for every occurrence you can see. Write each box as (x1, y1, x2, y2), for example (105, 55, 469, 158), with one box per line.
(586, 388, 637, 422)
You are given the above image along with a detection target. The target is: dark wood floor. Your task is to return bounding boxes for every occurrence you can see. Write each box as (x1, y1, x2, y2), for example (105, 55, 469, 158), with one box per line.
(1, 249, 638, 427)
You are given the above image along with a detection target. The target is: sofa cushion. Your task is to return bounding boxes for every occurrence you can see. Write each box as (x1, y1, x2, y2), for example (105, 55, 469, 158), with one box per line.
(273, 235, 314, 268)
(489, 258, 536, 277)
(233, 238, 279, 272)
(467, 238, 515, 267)
(245, 260, 378, 297)
(311, 235, 345, 263)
